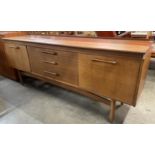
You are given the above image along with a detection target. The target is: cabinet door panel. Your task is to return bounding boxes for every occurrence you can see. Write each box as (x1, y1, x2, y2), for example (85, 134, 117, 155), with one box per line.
(5, 43, 30, 72)
(79, 54, 141, 105)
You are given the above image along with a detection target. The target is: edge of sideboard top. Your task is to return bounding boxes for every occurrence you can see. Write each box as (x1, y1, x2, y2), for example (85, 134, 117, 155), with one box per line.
(2, 35, 152, 54)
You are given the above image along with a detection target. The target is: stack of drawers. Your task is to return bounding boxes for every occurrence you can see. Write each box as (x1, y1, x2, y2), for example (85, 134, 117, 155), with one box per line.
(27, 46, 78, 86)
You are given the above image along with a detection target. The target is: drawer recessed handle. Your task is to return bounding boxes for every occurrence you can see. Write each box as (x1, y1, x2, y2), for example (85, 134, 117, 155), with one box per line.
(42, 51, 57, 55)
(44, 71, 59, 76)
(92, 59, 117, 64)
(42, 61, 58, 65)
(9, 46, 20, 49)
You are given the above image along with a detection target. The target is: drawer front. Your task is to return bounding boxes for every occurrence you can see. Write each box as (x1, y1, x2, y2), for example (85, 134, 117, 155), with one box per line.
(27, 46, 78, 85)
(79, 53, 141, 105)
(43, 64, 78, 84)
(5, 43, 30, 72)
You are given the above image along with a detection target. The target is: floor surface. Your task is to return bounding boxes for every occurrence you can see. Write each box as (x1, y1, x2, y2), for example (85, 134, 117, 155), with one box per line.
(124, 70, 155, 123)
(0, 70, 155, 124)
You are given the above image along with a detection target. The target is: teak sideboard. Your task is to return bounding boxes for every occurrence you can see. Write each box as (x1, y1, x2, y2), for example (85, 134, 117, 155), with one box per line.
(2, 35, 152, 122)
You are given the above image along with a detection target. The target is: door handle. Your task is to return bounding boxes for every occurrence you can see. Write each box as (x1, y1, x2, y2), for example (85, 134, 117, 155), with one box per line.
(42, 61, 58, 65)
(42, 51, 57, 55)
(44, 71, 59, 76)
(9, 46, 20, 49)
(92, 59, 117, 64)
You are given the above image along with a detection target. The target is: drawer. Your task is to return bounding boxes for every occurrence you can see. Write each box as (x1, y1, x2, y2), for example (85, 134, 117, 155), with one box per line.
(27, 46, 79, 85)
(43, 64, 78, 85)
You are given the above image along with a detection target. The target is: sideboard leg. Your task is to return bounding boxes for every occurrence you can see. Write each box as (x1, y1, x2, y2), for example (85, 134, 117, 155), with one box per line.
(109, 100, 116, 123)
(17, 70, 24, 85)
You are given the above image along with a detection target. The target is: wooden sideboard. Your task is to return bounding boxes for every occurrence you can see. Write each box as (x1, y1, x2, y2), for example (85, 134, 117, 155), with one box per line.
(2, 35, 152, 122)
(0, 32, 26, 80)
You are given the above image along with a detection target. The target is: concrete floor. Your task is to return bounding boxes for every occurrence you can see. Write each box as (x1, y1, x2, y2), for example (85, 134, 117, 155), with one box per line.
(0, 69, 155, 124)
(124, 70, 155, 123)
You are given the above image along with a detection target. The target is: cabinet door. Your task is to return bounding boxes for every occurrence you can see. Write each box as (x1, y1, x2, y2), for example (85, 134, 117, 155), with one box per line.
(0, 42, 6, 65)
(79, 54, 141, 105)
(5, 43, 30, 72)
(0, 42, 17, 80)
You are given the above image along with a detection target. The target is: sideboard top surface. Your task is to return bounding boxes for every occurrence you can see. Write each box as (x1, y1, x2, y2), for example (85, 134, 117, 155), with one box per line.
(2, 35, 151, 54)
(0, 32, 26, 38)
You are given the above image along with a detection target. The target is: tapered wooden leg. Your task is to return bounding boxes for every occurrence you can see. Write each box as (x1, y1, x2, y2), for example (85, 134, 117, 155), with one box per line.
(109, 100, 116, 123)
(17, 70, 24, 84)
